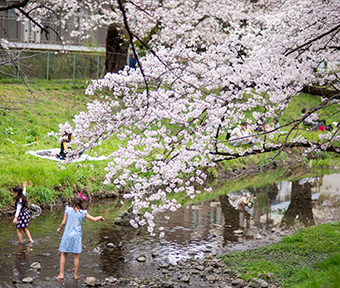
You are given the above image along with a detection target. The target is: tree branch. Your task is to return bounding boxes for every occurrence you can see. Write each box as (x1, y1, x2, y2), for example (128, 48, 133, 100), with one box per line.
(285, 23, 340, 56)
(302, 86, 340, 99)
(0, 0, 29, 11)
(210, 142, 340, 161)
(0, 106, 20, 110)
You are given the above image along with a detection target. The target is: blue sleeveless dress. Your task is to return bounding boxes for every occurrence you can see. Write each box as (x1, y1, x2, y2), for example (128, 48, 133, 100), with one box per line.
(59, 206, 87, 254)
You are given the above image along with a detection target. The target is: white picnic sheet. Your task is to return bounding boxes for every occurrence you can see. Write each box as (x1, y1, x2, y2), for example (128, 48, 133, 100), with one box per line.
(27, 149, 107, 162)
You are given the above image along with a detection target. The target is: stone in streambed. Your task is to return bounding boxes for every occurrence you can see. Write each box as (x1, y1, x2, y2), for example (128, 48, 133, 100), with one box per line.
(85, 277, 98, 287)
(22, 277, 33, 283)
(137, 255, 146, 262)
(30, 262, 41, 269)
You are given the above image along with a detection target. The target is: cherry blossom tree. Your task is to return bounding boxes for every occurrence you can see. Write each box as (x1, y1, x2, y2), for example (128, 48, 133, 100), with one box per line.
(41, 0, 340, 235)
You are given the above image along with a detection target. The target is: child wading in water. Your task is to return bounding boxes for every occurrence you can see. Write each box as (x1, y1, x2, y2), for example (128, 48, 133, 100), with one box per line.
(13, 182, 33, 243)
(56, 194, 105, 280)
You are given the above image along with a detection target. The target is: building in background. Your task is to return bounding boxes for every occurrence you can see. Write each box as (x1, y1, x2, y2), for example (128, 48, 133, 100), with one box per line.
(0, 0, 107, 52)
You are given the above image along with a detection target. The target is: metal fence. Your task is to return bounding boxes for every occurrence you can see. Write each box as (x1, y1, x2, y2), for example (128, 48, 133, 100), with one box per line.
(0, 50, 106, 80)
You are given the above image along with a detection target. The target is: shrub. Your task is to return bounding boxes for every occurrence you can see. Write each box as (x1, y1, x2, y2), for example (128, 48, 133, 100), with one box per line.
(29, 186, 56, 203)
(0, 189, 13, 208)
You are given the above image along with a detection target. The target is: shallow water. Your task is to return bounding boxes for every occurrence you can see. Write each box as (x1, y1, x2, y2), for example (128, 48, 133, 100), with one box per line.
(1, 173, 340, 287)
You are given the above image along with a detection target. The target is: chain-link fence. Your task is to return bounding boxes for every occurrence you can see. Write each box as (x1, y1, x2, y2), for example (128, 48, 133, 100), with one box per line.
(0, 50, 106, 80)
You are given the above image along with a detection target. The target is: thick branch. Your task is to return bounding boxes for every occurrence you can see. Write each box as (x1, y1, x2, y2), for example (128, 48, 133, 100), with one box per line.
(0, 0, 29, 11)
(210, 142, 340, 161)
(302, 86, 340, 99)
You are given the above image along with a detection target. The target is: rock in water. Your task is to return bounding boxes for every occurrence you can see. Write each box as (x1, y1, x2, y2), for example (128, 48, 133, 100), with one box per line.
(137, 255, 146, 262)
(22, 277, 33, 283)
(30, 262, 41, 269)
(85, 277, 97, 287)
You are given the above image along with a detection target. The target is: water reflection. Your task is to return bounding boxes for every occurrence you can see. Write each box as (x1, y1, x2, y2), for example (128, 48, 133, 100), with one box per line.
(1, 174, 340, 287)
(148, 174, 340, 254)
(280, 178, 316, 228)
(13, 243, 31, 282)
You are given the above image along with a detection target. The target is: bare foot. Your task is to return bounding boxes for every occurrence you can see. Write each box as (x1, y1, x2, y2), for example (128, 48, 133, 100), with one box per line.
(29, 239, 34, 243)
(74, 275, 79, 280)
(55, 275, 64, 280)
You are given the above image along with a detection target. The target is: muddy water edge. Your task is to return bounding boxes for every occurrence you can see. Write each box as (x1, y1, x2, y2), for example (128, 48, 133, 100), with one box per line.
(1, 172, 340, 287)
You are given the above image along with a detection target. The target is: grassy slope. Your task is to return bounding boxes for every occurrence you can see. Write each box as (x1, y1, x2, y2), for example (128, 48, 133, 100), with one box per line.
(0, 80, 118, 207)
(220, 223, 340, 288)
(219, 91, 340, 172)
(1, 80, 340, 286)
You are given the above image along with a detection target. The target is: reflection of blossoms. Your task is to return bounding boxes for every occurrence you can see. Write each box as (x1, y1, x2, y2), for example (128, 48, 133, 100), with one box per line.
(298, 177, 318, 185)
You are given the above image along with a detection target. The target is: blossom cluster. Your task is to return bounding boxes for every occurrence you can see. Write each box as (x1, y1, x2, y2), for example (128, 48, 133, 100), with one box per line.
(27, 0, 340, 235)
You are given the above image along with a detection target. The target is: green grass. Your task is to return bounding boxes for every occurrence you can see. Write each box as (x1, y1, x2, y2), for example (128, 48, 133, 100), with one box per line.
(0, 79, 119, 207)
(220, 222, 340, 287)
(1, 79, 339, 208)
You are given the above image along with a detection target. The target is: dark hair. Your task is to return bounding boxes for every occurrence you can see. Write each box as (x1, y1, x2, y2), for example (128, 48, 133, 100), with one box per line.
(71, 196, 85, 210)
(62, 133, 72, 142)
(13, 185, 28, 208)
(301, 108, 307, 113)
(240, 122, 247, 127)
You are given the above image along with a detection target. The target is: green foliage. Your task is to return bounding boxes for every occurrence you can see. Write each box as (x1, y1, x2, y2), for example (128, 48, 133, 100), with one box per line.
(61, 186, 74, 199)
(29, 186, 57, 203)
(0, 189, 13, 208)
(220, 223, 340, 287)
(0, 80, 118, 204)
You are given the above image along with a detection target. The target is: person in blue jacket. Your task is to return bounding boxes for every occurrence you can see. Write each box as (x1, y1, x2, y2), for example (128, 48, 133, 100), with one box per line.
(128, 52, 138, 70)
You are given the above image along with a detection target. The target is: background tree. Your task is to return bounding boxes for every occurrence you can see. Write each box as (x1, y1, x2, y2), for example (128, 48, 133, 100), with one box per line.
(105, 24, 129, 73)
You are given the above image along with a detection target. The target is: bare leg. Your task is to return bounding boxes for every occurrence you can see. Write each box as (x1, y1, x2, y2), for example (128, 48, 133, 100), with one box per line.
(73, 253, 79, 279)
(56, 252, 67, 279)
(16, 228, 23, 244)
(22, 228, 33, 243)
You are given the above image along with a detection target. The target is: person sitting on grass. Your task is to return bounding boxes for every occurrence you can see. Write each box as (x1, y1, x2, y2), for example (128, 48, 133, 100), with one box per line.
(229, 122, 253, 146)
(301, 108, 320, 130)
(59, 133, 72, 160)
(266, 119, 281, 132)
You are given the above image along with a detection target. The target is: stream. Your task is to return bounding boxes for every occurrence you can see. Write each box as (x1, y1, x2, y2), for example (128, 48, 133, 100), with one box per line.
(1, 173, 340, 287)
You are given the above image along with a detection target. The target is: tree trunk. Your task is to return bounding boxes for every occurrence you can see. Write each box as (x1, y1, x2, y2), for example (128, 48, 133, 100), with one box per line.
(105, 24, 129, 74)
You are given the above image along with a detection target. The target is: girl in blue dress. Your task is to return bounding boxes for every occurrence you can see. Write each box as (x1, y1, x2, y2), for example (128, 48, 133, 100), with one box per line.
(12, 182, 33, 243)
(56, 194, 105, 280)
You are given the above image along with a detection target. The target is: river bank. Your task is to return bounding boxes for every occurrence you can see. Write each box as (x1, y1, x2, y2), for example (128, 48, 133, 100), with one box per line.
(0, 155, 317, 218)
(2, 171, 340, 288)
